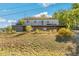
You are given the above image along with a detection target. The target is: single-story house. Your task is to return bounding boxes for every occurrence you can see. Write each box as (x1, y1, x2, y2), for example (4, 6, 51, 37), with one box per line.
(12, 17, 66, 32)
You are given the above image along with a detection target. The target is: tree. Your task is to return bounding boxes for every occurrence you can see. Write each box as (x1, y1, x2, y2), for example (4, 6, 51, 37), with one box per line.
(72, 3, 79, 9)
(53, 4, 79, 29)
(53, 10, 70, 27)
(17, 19, 25, 25)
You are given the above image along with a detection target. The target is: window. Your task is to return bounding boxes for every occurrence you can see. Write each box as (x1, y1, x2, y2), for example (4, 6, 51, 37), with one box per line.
(34, 20, 37, 23)
(26, 20, 31, 25)
(27, 20, 29, 23)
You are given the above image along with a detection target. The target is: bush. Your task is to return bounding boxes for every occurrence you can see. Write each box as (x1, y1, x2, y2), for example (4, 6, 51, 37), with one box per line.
(25, 26, 32, 32)
(6, 26, 13, 33)
(11, 30, 16, 33)
(34, 29, 41, 34)
(56, 28, 75, 42)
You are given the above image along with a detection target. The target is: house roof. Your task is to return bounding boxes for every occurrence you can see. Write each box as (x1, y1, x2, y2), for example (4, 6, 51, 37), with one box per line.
(12, 25, 66, 27)
(22, 17, 56, 20)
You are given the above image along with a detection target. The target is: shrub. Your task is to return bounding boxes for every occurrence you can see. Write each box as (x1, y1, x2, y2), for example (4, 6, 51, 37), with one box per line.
(58, 28, 74, 36)
(34, 29, 40, 34)
(56, 28, 75, 42)
(53, 29, 57, 32)
(6, 26, 13, 33)
(49, 30, 52, 32)
(25, 26, 32, 32)
(12, 30, 16, 33)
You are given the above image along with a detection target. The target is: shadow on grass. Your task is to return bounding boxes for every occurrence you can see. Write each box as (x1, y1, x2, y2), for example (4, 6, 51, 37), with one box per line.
(55, 35, 73, 43)
(13, 32, 26, 37)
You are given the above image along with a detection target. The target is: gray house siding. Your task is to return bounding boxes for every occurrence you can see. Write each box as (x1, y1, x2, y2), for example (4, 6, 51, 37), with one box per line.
(25, 19, 59, 26)
(12, 26, 26, 32)
(12, 19, 64, 32)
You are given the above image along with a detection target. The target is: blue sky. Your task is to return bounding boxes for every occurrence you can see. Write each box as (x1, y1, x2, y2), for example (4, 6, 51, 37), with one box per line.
(0, 3, 72, 28)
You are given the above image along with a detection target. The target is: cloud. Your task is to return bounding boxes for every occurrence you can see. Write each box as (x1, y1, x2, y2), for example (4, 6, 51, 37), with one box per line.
(0, 17, 17, 28)
(8, 20, 17, 23)
(0, 17, 7, 28)
(0, 9, 10, 12)
(0, 17, 6, 22)
(0, 9, 11, 15)
(2, 10, 9, 12)
(41, 3, 55, 7)
(33, 12, 52, 18)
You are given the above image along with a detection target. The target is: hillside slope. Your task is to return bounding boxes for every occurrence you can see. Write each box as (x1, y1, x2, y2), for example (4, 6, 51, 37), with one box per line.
(0, 32, 67, 56)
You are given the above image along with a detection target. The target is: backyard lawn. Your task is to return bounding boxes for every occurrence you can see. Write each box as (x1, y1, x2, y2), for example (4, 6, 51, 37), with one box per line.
(0, 31, 67, 56)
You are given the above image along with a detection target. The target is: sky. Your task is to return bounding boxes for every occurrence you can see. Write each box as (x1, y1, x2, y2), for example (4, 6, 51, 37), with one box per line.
(0, 3, 72, 28)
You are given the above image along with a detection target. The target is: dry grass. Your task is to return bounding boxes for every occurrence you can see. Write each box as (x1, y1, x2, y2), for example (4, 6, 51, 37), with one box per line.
(0, 31, 67, 56)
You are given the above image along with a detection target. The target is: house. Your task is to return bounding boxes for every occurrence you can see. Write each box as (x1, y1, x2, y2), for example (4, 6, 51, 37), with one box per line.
(12, 17, 66, 32)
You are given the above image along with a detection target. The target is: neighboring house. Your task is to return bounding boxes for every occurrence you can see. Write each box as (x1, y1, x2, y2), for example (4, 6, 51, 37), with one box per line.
(12, 17, 66, 32)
